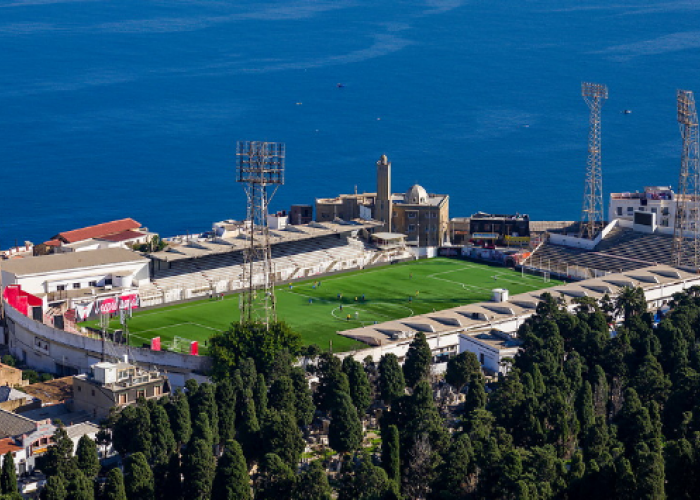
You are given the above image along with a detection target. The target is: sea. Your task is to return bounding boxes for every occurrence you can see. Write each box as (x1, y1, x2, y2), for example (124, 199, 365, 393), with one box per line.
(2, 0, 700, 245)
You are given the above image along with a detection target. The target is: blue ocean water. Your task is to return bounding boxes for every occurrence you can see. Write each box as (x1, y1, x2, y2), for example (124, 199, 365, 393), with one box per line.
(2, 0, 700, 245)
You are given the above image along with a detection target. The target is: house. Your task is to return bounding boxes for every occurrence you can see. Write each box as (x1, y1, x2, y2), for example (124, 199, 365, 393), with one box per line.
(0, 409, 55, 475)
(73, 361, 170, 420)
(36, 218, 155, 254)
(0, 362, 24, 387)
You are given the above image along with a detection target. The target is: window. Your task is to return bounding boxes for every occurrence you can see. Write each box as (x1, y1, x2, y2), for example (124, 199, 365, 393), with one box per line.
(77, 386, 81, 392)
(137, 390, 145, 400)
(627, 207, 633, 214)
(56, 285, 65, 291)
(616, 207, 623, 216)
(73, 283, 81, 289)
(154, 386, 162, 396)
(91, 389, 95, 396)
(89, 281, 97, 287)
(407, 212, 417, 219)
(662, 207, 670, 216)
(479, 353, 485, 364)
(104, 278, 113, 286)
(118, 394, 127, 405)
(407, 224, 415, 232)
(651, 207, 657, 214)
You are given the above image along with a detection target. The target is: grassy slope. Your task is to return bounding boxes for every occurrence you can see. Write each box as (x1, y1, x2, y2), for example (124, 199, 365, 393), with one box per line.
(86, 258, 562, 353)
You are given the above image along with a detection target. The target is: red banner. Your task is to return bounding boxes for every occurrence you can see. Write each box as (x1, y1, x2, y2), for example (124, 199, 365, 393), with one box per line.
(119, 294, 139, 310)
(190, 341, 199, 356)
(98, 298, 118, 314)
(151, 337, 161, 351)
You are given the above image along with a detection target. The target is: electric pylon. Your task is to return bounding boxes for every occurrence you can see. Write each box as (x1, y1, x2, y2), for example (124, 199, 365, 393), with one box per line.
(579, 82, 608, 239)
(236, 141, 285, 328)
(672, 90, 700, 268)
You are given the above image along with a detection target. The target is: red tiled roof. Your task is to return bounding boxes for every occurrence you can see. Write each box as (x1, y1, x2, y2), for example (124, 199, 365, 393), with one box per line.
(43, 239, 61, 247)
(54, 218, 141, 244)
(0, 438, 22, 455)
(98, 230, 146, 243)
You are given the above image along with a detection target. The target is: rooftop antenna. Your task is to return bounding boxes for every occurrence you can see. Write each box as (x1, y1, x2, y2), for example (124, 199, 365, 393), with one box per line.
(672, 90, 700, 268)
(579, 82, 608, 239)
(236, 141, 285, 328)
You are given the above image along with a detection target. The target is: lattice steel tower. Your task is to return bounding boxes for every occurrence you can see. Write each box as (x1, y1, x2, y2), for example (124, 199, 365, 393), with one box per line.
(672, 90, 700, 268)
(579, 82, 608, 239)
(236, 141, 285, 327)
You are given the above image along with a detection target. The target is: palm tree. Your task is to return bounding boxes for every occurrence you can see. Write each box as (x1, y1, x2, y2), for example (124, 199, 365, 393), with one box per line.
(614, 286, 646, 324)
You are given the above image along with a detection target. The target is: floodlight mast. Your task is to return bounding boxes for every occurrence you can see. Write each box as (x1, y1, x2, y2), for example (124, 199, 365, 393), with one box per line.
(236, 141, 285, 328)
(579, 82, 608, 239)
(672, 90, 700, 268)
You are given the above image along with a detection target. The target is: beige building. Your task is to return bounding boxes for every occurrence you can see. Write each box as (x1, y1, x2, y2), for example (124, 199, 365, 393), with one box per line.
(315, 155, 449, 246)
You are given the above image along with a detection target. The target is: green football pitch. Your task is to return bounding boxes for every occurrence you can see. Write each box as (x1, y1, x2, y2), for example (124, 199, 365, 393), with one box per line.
(86, 258, 562, 354)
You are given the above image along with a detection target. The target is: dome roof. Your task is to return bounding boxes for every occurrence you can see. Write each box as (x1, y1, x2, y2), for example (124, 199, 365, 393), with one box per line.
(406, 184, 429, 204)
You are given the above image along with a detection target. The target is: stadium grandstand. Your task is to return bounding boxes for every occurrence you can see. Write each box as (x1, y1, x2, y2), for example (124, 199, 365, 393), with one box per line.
(139, 219, 412, 307)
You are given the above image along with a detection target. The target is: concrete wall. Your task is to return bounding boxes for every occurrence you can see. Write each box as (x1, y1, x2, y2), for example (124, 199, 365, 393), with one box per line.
(4, 302, 210, 381)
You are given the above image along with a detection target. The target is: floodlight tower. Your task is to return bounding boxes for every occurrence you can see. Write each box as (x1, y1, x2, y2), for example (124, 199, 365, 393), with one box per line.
(236, 141, 285, 328)
(672, 90, 700, 268)
(579, 82, 608, 239)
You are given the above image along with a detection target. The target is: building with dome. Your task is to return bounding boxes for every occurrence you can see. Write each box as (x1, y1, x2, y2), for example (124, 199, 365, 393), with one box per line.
(315, 155, 450, 247)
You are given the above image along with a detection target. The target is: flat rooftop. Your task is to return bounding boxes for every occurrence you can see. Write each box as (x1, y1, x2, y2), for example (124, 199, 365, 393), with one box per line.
(0, 248, 147, 277)
(150, 219, 382, 262)
(336, 264, 695, 346)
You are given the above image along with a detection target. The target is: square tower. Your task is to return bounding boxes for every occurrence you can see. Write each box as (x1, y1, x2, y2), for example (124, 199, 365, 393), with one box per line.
(376, 155, 392, 231)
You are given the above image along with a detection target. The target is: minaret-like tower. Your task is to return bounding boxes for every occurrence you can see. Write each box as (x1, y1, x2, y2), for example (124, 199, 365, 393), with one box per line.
(376, 155, 392, 232)
(236, 141, 285, 328)
(579, 82, 608, 239)
(672, 90, 700, 268)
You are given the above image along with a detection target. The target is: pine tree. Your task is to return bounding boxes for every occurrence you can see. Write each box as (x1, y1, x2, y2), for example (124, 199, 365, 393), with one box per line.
(150, 404, 177, 466)
(217, 379, 238, 445)
(378, 354, 405, 405)
(182, 439, 215, 500)
(124, 452, 154, 500)
(103, 469, 127, 500)
(381, 424, 400, 484)
(328, 391, 363, 455)
(1, 452, 17, 495)
(74, 435, 100, 479)
(167, 389, 192, 447)
(44, 474, 68, 500)
(445, 351, 481, 392)
(292, 461, 331, 500)
(212, 440, 250, 500)
(67, 469, 94, 500)
(403, 332, 432, 388)
(342, 357, 372, 416)
(261, 410, 305, 467)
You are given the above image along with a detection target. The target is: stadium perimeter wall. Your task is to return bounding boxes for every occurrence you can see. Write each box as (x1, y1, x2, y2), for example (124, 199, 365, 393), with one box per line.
(3, 301, 210, 387)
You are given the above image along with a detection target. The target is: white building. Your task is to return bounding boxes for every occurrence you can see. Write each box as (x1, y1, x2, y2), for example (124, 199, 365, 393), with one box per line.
(458, 330, 520, 375)
(608, 186, 677, 228)
(0, 248, 149, 297)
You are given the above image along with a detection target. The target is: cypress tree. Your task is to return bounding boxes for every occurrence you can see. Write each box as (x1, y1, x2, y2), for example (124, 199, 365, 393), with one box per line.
(191, 383, 220, 446)
(44, 474, 68, 500)
(328, 391, 363, 455)
(103, 469, 127, 500)
(43, 424, 75, 477)
(342, 357, 372, 416)
(67, 469, 94, 500)
(134, 404, 153, 459)
(254, 374, 268, 420)
(124, 452, 154, 500)
(256, 453, 294, 500)
(237, 390, 261, 465)
(150, 404, 177, 466)
(576, 381, 595, 437)
(161, 452, 183, 500)
(167, 388, 192, 447)
(1, 452, 17, 495)
(445, 351, 481, 392)
(290, 367, 315, 428)
(403, 332, 432, 388)
(269, 376, 296, 417)
(192, 412, 214, 448)
(292, 460, 331, 500)
(381, 424, 400, 484)
(261, 410, 305, 467)
(217, 379, 238, 445)
(337, 451, 391, 500)
(432, 433, 475, 499)
(211, 440, 250, 500)
(378, 354, 405, 405)
(182, 439, 215, 500)
(74, 435, 100, 479)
